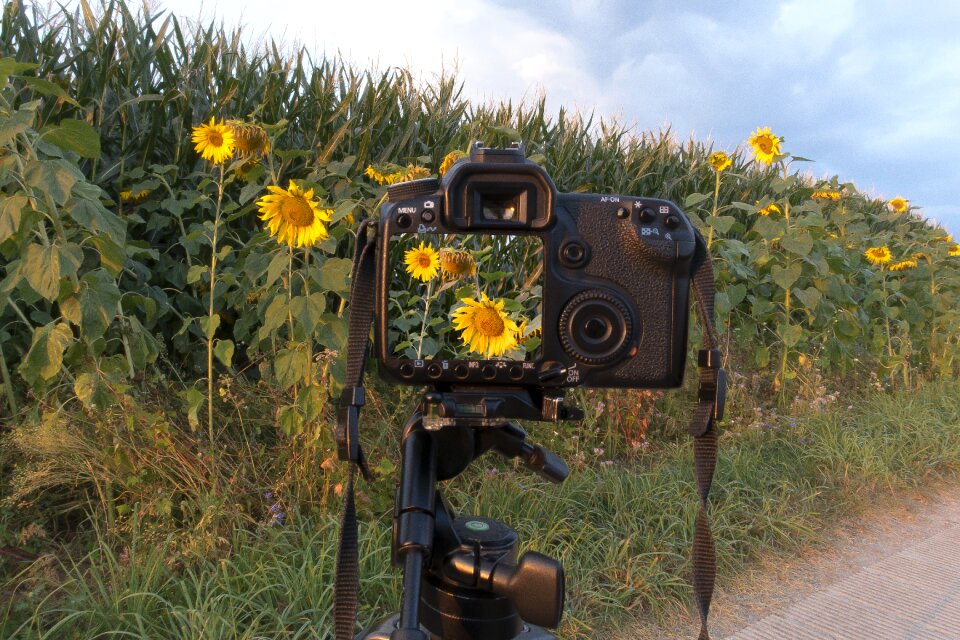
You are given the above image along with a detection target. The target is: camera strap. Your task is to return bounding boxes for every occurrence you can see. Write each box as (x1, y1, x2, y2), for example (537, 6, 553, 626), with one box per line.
(332, 220, 725, 640)
(333, 219, 377, 640)
(688, 243, 725, 640)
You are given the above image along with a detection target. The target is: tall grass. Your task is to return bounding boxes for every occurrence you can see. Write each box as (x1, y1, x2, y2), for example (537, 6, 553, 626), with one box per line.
(4, 380, 959, 639)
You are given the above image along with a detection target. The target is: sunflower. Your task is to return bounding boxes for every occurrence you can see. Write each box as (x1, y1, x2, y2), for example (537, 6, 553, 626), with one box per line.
(439, 150, 467, 176)
(936, 234, 953, 243)
(404, 242, 439, 282)
(949, 243, 960, 257)
(748, 127, 782, 165)
(451, 293, 520, 357)
(119, 189, 150, 204)
(365, 163, 431, 186)
(812, 190, 841, 201)
(191, 117, 235, 164)
(887, 259, 918, 272)
(516, 319, 541, 345)
(864, 246, 892, 266)
(709, 151, 732, 172)
(227, 120, 270, 158)
(887, 196, 908, 213)
(256, 180, 333, 248)
(757, 202, 781, 217)
(438, 248, 476, 279)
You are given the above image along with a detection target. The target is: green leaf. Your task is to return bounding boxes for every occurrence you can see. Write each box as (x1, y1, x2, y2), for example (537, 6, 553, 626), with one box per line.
(22, 243, 81, 301)
(751, 215, 783, 240)
(18, 322, 73, 385)
(331, 199, 356, 222)
(78, 270, 121, 341)
(18, 76, 81, 107)
(278, 404, 303, 436)
(290, 293, 326, 333)
(187, 264, 208, 284)
(198, 313, 220, 339)
(261, 295, 289, 337)
(43, 119, 100, 158)
(316, 257, 352, 293)
(181, 387, 205, 431)
(69, 198, 125, 243)
(781, 233, 814, 257)
(0, 58, 38, 78)
(74, 372, 113, 409)
(771, 263, 802, 291)
(754, 345, 770, 368)
(274, 345, 308, 388)
(779, 323, 804, 348)
(707, 215, 737, 233)
(684, 192, 711, 208)
(0, 108, 34, 145)
(90, 235, 126, 276)
(24, 159, 82, 205)
(715, 291, 731, 317)
(264, 251, 288, 286)
(793, 286, 821, 312)
(214, 339, 234, 367)
(0, 194, 29, 242)
(726, 283, 747, 308)
(60, 296, 81, 325)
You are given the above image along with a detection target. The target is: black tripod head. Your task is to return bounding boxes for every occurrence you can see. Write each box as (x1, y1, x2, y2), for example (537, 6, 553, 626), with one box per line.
(361, 387, 579, 640)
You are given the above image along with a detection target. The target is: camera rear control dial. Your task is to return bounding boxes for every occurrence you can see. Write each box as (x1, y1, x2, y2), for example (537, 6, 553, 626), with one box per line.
(386, 177, 440, 201)
(558, 290, 634, 366)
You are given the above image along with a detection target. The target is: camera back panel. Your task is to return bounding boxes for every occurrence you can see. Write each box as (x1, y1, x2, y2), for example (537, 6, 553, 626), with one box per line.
(375, 144, 700, 390)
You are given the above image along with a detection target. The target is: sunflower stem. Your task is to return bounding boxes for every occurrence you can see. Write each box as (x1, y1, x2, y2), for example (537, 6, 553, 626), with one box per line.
(303, 246, 312, 387)
(206, 163, 224, 457)
(707, 169, 720, 250)
(417, 278, 435, 359)
(0, 345, 17, 417)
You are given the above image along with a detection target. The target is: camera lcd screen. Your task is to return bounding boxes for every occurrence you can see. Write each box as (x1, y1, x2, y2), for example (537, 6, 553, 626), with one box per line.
(387, 234, 543, 362)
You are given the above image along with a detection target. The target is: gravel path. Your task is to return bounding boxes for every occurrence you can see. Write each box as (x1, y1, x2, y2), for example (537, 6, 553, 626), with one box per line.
(614, 485, 960, 640)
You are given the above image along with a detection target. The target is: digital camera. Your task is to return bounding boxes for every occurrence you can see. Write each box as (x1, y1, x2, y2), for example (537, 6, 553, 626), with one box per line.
(374, 142, 704, 390)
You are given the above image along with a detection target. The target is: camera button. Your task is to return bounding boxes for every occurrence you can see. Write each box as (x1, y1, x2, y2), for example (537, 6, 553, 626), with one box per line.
(426, 363, 443, 378)
(616, 207, 630, 219)
(481, 365, 497, 380)
(396, 213, 413, 228)
(399, 363, 415, 378)
(559, 240, 590, 268)
(508, 364, 524, 381)
(421, 209, 436, 223)
(639, 207, 656, 224)
(664, 214, 681, 229)
(454, 364, 469, 379)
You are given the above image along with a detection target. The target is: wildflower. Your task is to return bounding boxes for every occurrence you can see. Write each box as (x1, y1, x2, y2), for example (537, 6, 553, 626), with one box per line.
(256, 180, 333, 248)
(936, 234, 953, 243)
(119, 189, 150, 204)
(438, 248, 476, 279)
(404, 242, 440, 282)
(710, 151, 732, 172)
(887, 259, 918, 272)
(888, 196, 908, 213)
(191, 117, 235, 164)
(748, 127, 782, 165)
(757, 202, 781, 217)
(234, 157, 261, 181)
(812, 190, 841, 201)
(439, 150, 467, 175)
(365, 163, 431, 185)
(949, 243, 960, 257)
(227, 120, 270, 157)
(864, 246, 892, 266)
(451, 292, 520, 357)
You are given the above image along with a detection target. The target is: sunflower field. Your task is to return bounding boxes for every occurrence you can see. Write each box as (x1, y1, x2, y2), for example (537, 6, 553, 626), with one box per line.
(1, 1, 960, 637)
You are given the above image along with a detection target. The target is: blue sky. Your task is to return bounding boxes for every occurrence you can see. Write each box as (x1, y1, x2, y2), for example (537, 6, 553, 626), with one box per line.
(133, 0, 959, 235)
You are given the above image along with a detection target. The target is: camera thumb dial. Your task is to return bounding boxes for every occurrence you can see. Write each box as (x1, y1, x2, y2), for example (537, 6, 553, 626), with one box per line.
(558, 290, 634, 366)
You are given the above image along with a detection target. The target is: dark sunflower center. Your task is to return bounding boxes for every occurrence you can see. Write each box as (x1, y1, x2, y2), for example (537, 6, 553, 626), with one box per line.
(757, 137, 773, 153)
(281, 196, 314, 227)
(417, 253, 433, 268)
(209, 131, 224, 147)
(475, 307, 505, 337)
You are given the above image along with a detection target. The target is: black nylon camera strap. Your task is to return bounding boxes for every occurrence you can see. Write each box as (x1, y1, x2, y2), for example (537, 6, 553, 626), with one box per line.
(332, 220, 725, 640)
(333, 220, 377, 640)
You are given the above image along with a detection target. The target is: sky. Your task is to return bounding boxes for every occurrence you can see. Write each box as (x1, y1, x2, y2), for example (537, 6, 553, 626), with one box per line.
(97, 0, 960, 235)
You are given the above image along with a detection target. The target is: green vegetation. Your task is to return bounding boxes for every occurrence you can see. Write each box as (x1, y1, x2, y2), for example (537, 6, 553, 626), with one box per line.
(1, 1, 959, 638)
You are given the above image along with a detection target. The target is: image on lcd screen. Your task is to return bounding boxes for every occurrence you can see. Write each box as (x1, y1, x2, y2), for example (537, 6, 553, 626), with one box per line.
(388, 234, 543, 361)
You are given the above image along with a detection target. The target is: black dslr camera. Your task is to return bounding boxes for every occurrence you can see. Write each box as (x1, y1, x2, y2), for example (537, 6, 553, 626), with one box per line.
(345, 143, 716, 640)
(376, 142, 701, 392)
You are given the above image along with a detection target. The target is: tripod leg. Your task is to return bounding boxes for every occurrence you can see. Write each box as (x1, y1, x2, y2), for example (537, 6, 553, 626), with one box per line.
(391, 415, 437, 639)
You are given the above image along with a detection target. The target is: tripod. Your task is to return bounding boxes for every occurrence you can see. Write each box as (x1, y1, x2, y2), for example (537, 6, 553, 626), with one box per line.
(358, 388, 582, 640)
